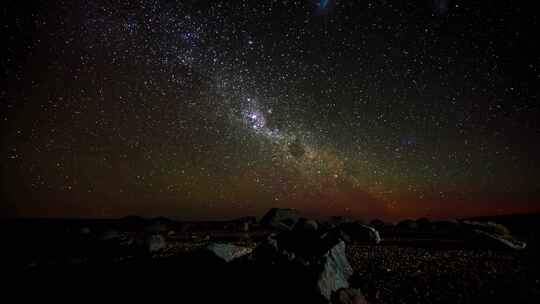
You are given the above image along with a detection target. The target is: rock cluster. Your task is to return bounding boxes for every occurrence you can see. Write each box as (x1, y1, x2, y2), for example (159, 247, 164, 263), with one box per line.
(245, 209, 380, 302)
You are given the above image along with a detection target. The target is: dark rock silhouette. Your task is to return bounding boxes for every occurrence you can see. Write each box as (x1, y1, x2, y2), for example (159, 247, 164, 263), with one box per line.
(335, 222, 381, 244)
(416, 217, 432, 232)
(462, 220, 526, 250)
(316, 241, 354, 300)
(294, 218, 319, 233)
(252, 228, 354, 302)
(369, 219, 385, 230)
(397, 219, 418, 231)
(260, 208, 300, 230)
(432, 220, 463, 238)
(318, 216, 354, 231)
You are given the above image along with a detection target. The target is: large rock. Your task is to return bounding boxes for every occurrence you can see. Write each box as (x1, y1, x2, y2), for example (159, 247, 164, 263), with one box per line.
(432, 220, 462, 238)
(472, 229, 527, 250)
(369, 219, 385, 230)
(145, 217, 174, 234)
(206, 243, 253, 262)
(322, 228, 353, 245)
(462, 220, 526, 250)
(255, 229, 354, 301)
(294, 218, 319, 233)
(260, 208, 300, 230)
(416, 217, 432, 232)
(247, 223, 357, 300)
(269, 225, 336, 261)
(462, 220, 510, 235)
(337, 222, 381, 244)
(256, 233, 297, 263)
(316, 241, 354, 300)
(332, 288, 369, 304)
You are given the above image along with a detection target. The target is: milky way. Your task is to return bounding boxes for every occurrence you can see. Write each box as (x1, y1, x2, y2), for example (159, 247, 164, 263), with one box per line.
(2, 0, 539, 219)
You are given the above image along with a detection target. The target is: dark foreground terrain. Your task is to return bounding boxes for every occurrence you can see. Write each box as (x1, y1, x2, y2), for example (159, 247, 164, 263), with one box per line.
(348, 245, 539, 303)
(2, 213, 540, 303)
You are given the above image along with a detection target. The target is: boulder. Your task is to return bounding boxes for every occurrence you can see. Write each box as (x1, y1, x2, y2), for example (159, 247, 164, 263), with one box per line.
(397, 219, 418, 230)
(462, 220, 510, 236)
(416, 217, 432, 231)
(322, 228, 353, 244)
(256, 236, 353, 300)
(255, 231, 353, 301)
(260, 208, 300, 230)
(369, 219, 385, 230)
(147, 234, 167, 252)
(471, 229, 527, 250)
(337, 222, 381, 244)
(258, 233, 297, 262)
(248, 229, 356, 302)
(206, 243, 253, 262)
(270, 225, 339, 260)
(462, 220, 526, 250)
(432, 220, 462, 238)
(332, 288, 369, 304)
(294, 218, 319, 233)
(316, 241, 354, 300)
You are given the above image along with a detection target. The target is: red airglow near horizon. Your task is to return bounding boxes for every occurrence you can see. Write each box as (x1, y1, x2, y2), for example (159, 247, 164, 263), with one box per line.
(5, 195, 540, 222)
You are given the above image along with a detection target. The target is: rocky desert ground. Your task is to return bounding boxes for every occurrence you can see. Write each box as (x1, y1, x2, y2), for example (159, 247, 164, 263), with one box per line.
(2, 210, 539, 303)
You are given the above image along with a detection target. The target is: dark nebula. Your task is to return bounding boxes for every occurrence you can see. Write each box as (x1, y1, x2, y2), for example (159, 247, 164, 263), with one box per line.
(288, 138, 306, 159)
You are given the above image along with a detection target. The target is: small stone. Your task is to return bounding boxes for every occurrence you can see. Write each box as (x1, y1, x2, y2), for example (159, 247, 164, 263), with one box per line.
(206, 243, 253, 262)
(147, 234, 166, 252)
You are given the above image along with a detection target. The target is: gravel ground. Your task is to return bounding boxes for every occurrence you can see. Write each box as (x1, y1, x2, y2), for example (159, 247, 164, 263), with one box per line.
(346, 244, 540, 304)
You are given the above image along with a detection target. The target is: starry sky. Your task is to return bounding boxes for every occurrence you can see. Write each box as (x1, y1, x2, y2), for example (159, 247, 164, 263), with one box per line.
(1, 0, 539, 220)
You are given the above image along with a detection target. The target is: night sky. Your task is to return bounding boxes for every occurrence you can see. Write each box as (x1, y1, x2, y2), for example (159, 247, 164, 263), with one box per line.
(1, 0, 539, 220)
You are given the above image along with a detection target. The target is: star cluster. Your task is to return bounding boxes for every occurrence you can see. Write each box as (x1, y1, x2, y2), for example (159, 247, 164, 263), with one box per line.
(1, 0, 539, 219)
